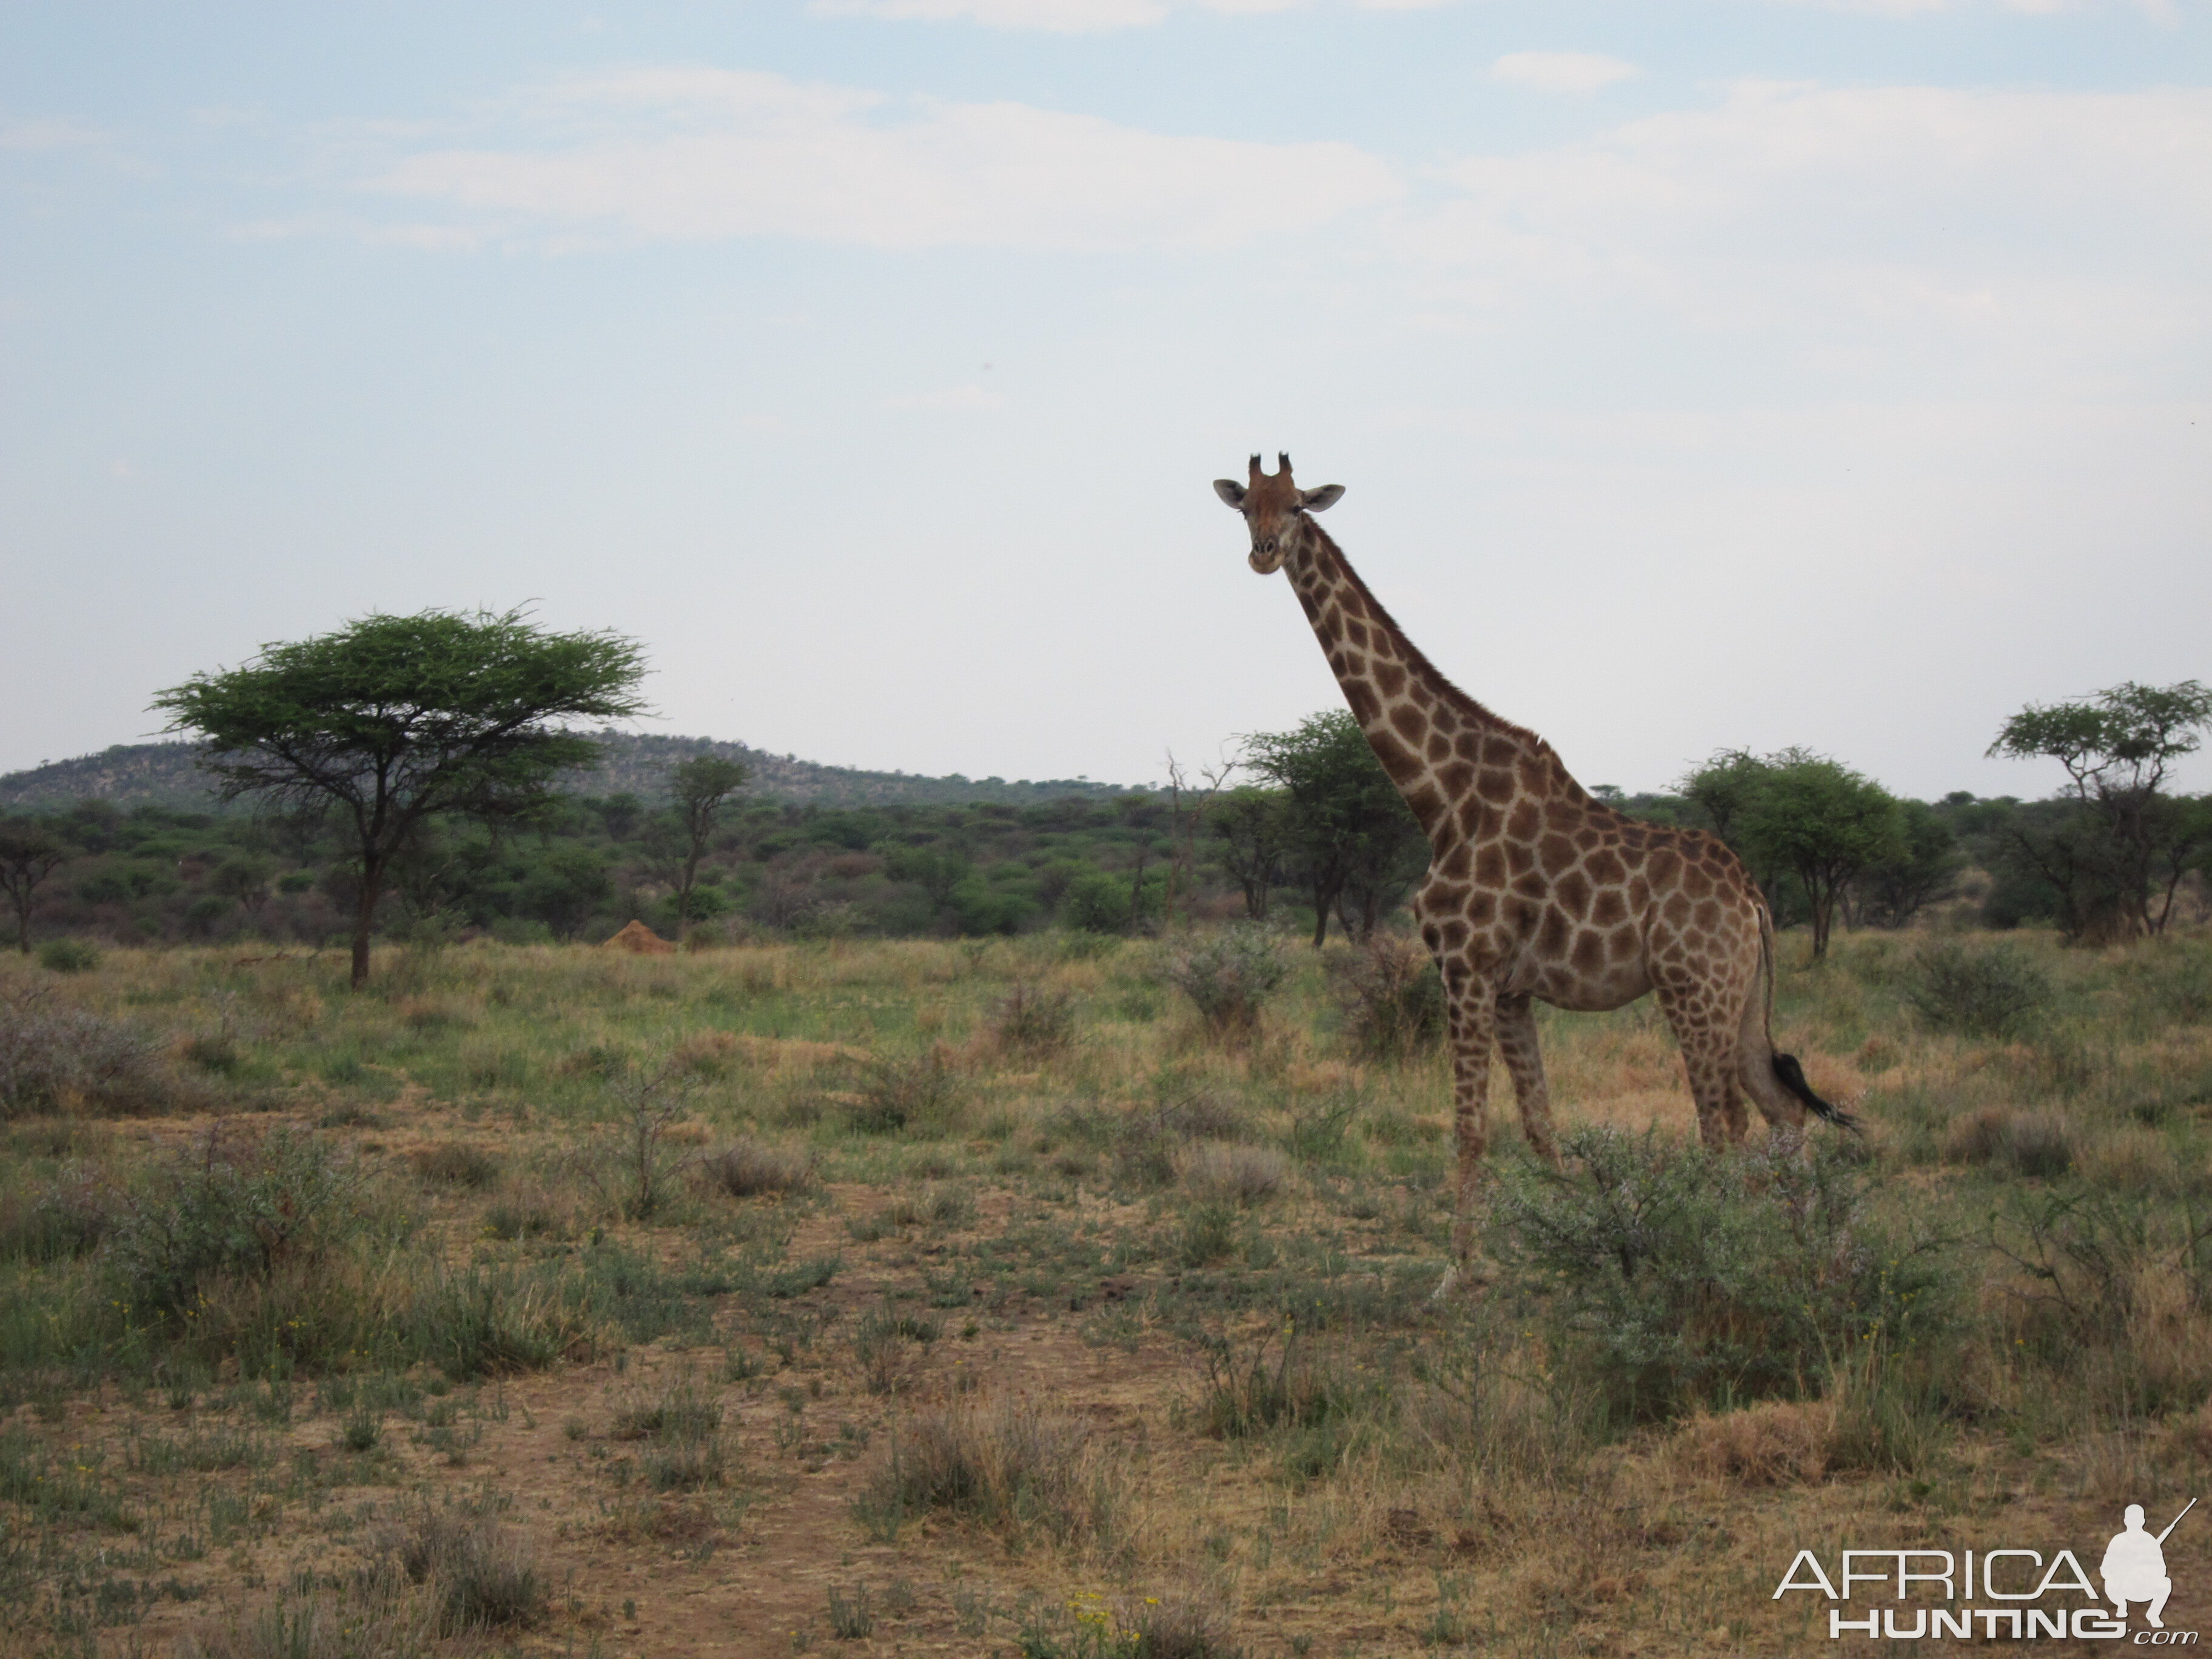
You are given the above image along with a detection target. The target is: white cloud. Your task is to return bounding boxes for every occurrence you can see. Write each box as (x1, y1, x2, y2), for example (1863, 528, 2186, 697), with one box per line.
(808, 0, 1440, 29)
(1490, 52, 1641, 94)
(1486, 52, 1646, 94)
(367, 67, 1400, 250)
(1399, 81, 2212, 366)
(811, 0, 1172, 26)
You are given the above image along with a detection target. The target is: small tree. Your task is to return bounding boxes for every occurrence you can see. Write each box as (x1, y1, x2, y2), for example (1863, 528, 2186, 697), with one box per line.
(1738, 751, 1903, 960)
(667, 755, 748, 937)
(1244, 710, 1424, 947)
(1684, 748, 1903, 960)
(153, 609, 647, 987)
(0, 818, 73, 953)
(1209, 786, 1291, 922)
(1851, 799, 1962, 929)
(210, 855, 276, 925)
(1988, 680, 2212, 940)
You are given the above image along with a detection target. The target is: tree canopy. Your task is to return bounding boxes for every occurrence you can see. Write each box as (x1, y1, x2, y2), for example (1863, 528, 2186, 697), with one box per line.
(1987, 680, 2212, 940)
(0, 817, 74, 953)
(1243, 710, 1426, 947)
(152, 609, 648, 985)
(1683, 748, 1905, 959)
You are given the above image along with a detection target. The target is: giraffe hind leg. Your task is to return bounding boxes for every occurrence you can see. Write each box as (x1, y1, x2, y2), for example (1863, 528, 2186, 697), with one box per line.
(1658, 982, 1745, 1147)
(1495, 991, 1561, 1169)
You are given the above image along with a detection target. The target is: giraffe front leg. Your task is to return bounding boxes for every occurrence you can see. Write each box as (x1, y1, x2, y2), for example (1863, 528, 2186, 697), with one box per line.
(1495, 991, 1561, 1170)
(1433, 964, 1499, 1301)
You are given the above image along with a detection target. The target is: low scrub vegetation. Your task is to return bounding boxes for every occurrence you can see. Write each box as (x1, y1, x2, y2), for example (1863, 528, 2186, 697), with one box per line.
(0, 921, 2208, 1655)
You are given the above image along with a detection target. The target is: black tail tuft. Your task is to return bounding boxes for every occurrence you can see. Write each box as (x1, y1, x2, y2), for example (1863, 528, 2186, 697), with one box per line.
(1772, 1051, 1859, 1132)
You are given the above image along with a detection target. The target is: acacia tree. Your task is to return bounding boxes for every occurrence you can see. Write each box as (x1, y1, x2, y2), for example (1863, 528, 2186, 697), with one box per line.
(0, 818, 74, 953)
(1244, 710, 1424, 947)
(1683, 748, 1903, 959)
(1739, 751, 1904, 960)
(666, 755, 748, 936)
(1988, 680, 2212, 940)
(153, 609, 648, 987)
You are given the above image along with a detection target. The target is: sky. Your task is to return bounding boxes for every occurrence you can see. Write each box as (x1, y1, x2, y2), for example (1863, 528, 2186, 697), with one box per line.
(3, 1, 2208, 803)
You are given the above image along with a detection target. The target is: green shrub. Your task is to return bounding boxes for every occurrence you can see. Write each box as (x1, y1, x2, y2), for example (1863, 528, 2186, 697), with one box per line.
(847, 1050, 963, 1136)
(407, 1264, 597, 1380)
(108, 1126, 364, 1322)
(1490, 1127, 1945, 1423)
(1162, 925, 1291, 1037)
(1060, 870, 1136, 935)
(989, 982, 1078, 1057)
(1904, 942, 2051, 1037)
(36, 939, 99, 974)
(1326, 934, 1445, 1060)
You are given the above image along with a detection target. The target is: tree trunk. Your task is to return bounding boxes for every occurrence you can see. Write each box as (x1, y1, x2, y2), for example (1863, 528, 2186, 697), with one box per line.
(1310, 876, 1339, 948)
(350, 855, 386, 989)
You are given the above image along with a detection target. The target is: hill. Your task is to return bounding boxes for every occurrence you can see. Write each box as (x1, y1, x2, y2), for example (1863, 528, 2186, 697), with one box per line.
(0, 732, 1133, 813)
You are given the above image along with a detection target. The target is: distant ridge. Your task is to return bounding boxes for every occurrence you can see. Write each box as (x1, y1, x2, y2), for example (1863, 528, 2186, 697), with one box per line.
(0, 732, 1134, 813)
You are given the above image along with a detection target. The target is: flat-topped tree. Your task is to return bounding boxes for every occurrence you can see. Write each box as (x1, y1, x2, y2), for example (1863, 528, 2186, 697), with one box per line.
(153, 609, 648, 987)
(1215, 455, 1854, 1294)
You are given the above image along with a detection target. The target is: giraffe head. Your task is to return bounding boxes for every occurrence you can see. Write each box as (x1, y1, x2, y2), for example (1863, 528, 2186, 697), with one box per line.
(1213, 453, 1344, 574)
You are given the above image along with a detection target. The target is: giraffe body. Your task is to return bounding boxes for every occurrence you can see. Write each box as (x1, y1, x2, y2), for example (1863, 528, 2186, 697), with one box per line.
(1215, 455, 1850, 1286)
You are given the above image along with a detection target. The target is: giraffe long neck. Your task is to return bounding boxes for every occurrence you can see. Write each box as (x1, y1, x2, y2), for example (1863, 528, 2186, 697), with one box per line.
(1286, 522, 1551, 846)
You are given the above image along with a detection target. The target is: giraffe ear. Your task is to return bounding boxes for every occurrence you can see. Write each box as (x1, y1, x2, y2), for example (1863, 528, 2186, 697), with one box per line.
(1299, 484, 1344, 512)
(1213, 479, 1247, 509)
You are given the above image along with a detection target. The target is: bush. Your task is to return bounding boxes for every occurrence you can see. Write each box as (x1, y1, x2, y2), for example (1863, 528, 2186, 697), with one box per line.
(408, 1142, 500, 1189)
(1162, 925, 1292, 1038)
(1060, 870, 1136, 935)
(36, 939, 99, 974)
(407, 1263, 598, 1380)
(1326, 933, 1445, 1060)
(377, 1505, 546, 1634)
(611, 1379, 729, 1489)
(700, 1139, 816, 1198)
(108, 1126, 365, 1322)
(1945, 1108, 2075, 1178)
(0, 1168, 113, 1263)
(1182, 1141, 1286, 1204)
(857, 1397, 1118, 1550)
(0, 984, 168, 1116)
(988, 983, 1078, 1057)
(1904, 943, 2051, 1037)
(847, 1049, 963, 1136)
(1490, 1126, 1945, 1423)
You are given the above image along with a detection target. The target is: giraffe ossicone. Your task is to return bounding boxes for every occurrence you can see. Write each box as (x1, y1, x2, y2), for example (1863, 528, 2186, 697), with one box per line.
(1214, 455, 1855, 1292)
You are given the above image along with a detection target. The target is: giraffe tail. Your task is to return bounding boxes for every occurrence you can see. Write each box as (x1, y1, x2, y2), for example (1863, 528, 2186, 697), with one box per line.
(1771, 1051, 1858, 1131)
(1758, 903, 1861, 1133)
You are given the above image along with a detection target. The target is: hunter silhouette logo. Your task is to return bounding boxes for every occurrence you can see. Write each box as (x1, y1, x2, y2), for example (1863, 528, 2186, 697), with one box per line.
(2104, 1500, 2194, 1631)
(1775, 1497, 2199, 1641)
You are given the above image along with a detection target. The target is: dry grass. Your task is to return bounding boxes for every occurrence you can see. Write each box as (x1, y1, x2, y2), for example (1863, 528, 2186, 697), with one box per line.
(4, 924, 2212, 1654)
(697, 1137, 816, 1197)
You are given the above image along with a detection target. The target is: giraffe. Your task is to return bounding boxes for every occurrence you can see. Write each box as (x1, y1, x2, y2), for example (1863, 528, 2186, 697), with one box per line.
(1213, 454, 1854, 1290)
